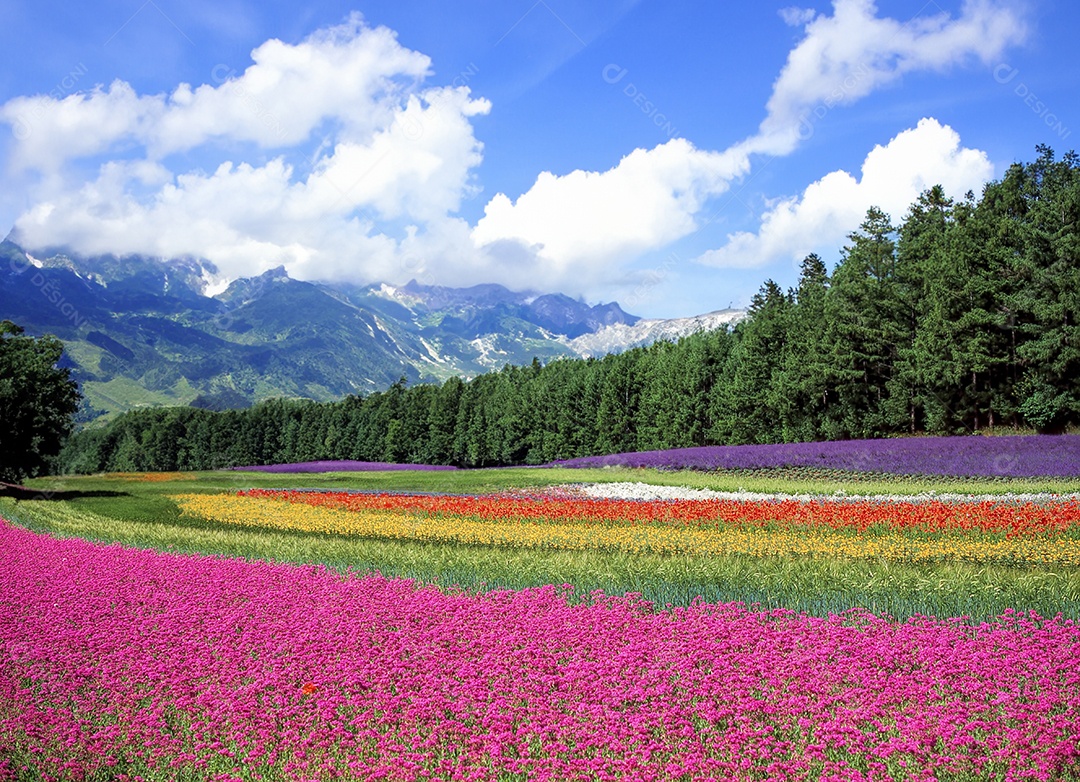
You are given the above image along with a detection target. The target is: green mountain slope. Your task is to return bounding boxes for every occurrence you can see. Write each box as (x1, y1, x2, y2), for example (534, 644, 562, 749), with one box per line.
(2, 240, 674, 421)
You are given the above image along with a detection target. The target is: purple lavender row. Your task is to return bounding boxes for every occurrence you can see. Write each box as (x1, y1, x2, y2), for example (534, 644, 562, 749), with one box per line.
(230, 460, 458, 473)
(551, 434, 1080, 478)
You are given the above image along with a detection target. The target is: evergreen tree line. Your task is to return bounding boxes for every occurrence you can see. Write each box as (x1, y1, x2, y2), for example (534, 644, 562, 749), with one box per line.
(55, 147, 1080, 474)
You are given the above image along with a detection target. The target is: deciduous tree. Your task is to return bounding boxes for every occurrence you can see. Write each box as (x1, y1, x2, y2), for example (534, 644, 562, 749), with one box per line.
(0, 321, 80, 483)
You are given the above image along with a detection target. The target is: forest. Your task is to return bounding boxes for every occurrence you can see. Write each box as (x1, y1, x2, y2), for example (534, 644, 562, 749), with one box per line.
(54, 146, 1080, 473)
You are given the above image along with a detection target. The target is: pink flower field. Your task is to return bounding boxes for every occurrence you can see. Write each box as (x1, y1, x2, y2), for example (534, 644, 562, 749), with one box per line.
(3, 520, 1080, 782)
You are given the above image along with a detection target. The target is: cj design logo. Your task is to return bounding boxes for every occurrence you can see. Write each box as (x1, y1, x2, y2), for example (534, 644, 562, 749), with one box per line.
(993, 63, 1071, 141)
(601, 64, 678, 140)
(11, 115, 33, 141)
(210, 64, 289, 143)
(794, 63, 871, 142)
(7, 251, 90, 328)
(602, 64, 628, 85)
(9, 63, 89, 141)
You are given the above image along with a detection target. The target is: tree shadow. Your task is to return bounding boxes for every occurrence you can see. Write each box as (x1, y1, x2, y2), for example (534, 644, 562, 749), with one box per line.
(0, 483, 131, 501)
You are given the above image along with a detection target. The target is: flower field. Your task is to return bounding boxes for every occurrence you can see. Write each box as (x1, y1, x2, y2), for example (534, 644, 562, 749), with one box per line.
(172, 489, 1080, 567)
(3, 520, 1080, 782)
(5, 449, 1080, 781)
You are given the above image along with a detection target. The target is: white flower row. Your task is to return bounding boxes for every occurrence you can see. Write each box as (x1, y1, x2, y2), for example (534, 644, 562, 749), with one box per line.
(550, 481, 1079, 505)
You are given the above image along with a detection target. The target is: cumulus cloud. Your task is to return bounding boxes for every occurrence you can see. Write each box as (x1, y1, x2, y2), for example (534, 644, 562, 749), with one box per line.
(10, 84, 489, 284)
(0, 14, 433, 171)
(298, 87, 489, 224)
(4, 14, 491, 286)
(751, 0, 1027, 155)
(471, 140, 750, 282)
(696, 118, 993, 269)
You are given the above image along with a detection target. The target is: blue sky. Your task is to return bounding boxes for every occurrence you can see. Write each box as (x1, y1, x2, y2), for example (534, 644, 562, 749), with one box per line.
(1, 0, 1075, 318)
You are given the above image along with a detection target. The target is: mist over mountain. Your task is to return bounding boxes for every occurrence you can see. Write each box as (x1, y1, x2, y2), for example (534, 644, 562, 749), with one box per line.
(1, 239, 742, 421)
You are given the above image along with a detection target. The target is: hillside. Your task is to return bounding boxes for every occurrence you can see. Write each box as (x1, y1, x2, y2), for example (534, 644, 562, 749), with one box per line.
(0, 239, 741, 420)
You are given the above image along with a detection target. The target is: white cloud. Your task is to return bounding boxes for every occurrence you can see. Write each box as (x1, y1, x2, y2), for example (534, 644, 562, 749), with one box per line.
(696, 118, 993, 269)
(472, 139, 750, 284)
(752, 0, 1028, 155)
(4, 13, 491, 288)
(779, 7, 817, 27)
(298, 87, 489, 223)
(0, 2, 1028, 300)
(10, 82, 490, 285)
(468, 0, 1025, 291)
(0, 13, 432, 171)
(2, 81, 155, 172)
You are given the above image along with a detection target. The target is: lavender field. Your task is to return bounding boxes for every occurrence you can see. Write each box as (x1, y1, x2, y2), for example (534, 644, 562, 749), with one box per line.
(553, 435, 1080, 478)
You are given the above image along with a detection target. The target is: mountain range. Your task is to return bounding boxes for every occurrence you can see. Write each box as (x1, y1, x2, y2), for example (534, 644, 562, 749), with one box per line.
(0, 239, 743, 421)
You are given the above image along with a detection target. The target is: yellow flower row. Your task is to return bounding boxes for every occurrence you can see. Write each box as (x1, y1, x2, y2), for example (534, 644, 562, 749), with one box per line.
(171, 493, 1080, 567)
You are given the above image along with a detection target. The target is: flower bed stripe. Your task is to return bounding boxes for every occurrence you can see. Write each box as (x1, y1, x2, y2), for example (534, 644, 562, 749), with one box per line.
(174, 493, 1080, 566)
(550, 435, 1080, 478)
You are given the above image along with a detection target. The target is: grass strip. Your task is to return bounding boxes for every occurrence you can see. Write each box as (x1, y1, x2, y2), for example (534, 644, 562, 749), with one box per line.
(25, 466, 1080, 499)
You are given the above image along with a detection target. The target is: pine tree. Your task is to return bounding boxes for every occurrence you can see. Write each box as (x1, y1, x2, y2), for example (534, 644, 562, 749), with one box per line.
(822, 207, 898, 438)
(777, 254, 830, 441)
(888, 186, 953, 433)
(596, 350, 642, 455)
(710, 279, 791, 444)
(1011, 146, 1080, 430)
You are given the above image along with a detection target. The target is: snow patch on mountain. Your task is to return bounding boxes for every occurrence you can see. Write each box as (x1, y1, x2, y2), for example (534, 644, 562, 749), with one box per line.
(419, 337, 444, 363)
(201, 268, 234, 297)
(564, 309, 744, 357)
(376, 283, 425, 310)
(470, 335, 509, 369)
